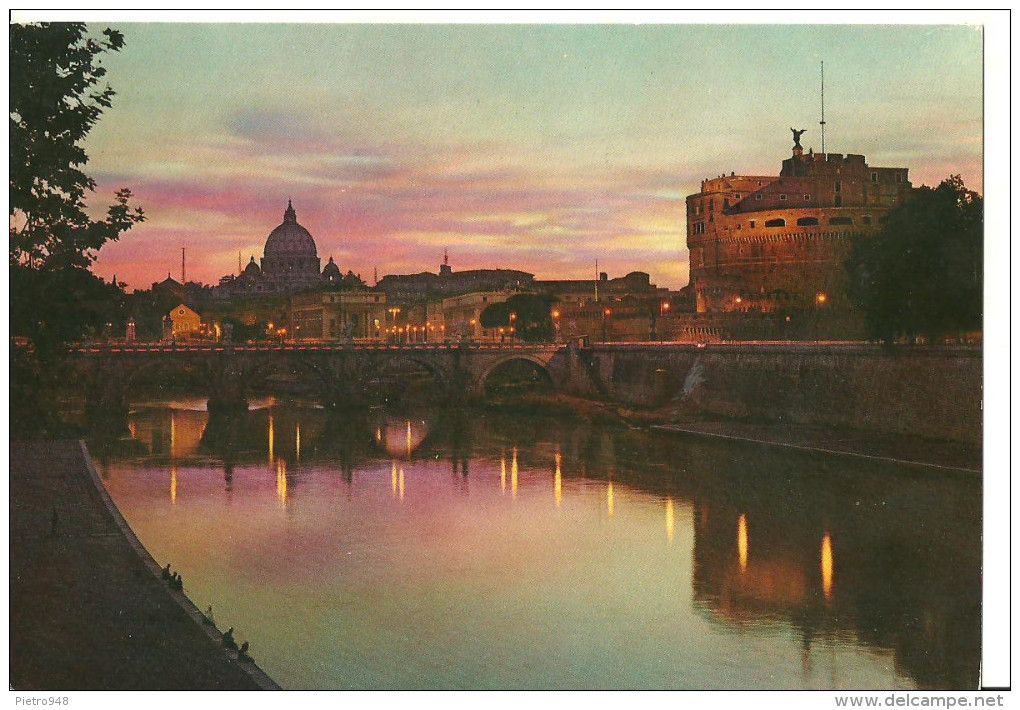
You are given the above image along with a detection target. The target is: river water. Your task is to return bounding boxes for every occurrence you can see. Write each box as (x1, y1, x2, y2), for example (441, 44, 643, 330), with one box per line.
(94, 399, 980, 690)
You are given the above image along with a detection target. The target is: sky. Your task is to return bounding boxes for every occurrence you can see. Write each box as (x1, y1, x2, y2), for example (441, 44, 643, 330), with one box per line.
(42, 16, 985, 291)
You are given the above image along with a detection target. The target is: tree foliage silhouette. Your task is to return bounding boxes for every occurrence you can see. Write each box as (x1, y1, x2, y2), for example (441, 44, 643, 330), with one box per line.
(479, 293, 557, 343)
(10, 23, 144, 436)
(847, 176, 982, 343)
(10, 23, 144, 272)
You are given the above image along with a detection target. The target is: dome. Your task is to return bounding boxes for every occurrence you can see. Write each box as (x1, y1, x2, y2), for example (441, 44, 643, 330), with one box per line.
(263, 200, 317, 258)
(322, 255, 341, 277)
(243, 256, 261, 275)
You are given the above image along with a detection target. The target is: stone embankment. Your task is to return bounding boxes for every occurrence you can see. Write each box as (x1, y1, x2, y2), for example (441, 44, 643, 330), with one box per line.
(10, 440, 279, 690)
(493, 390, 981, 474)
(558, 343, 982, 448)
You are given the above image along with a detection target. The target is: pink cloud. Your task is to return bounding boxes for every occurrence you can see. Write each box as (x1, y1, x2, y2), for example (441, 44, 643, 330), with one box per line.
(90, 117, 700, 290)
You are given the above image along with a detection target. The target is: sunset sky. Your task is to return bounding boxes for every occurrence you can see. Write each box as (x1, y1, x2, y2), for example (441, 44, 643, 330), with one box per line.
(48, 17, 985, 291)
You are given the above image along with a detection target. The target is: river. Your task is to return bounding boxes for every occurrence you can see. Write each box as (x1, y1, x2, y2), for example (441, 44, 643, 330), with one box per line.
(93, 399, 980, 690)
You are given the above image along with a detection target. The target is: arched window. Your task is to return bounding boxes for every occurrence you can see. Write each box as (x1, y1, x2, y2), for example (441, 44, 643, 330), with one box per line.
(830, 216, 853, 226)
(764, 218, 786, 228)
(796, 217, 820, 226)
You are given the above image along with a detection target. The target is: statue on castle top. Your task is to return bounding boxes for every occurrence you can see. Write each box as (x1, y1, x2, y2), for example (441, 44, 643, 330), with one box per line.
(791, 127, 807, 149)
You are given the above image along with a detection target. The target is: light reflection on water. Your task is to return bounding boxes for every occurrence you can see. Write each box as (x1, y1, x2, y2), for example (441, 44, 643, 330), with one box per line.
(97, 402, 981, 690)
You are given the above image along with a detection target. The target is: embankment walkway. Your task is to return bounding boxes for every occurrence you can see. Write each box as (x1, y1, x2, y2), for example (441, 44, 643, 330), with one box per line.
(10, 440, 279, 690)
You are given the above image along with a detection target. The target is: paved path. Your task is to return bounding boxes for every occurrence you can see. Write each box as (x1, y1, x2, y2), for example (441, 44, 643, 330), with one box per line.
(652, 421, 981, 474)
(9, 440, 279, 690)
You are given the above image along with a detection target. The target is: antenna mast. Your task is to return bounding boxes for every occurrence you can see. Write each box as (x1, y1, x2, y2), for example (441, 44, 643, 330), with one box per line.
(181, 247, 186, 283)
(820, 61, 826, 154)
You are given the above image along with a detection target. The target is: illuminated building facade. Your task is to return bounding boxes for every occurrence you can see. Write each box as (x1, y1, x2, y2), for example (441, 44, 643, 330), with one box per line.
(167, 303, 201, 338)
(290, 290, 388, 342)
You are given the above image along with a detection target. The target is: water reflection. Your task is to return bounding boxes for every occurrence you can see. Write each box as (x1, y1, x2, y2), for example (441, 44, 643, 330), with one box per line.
(268, 415, 274, 463)
(276, 459, 288, 507)
(821, 533, 834, 602)
(100, 402, 981, 690)
(380, 419, 429, 458)
(511, 447, 518, 499)
(554, 451, 562, 508)
(737, 513, 748, 573)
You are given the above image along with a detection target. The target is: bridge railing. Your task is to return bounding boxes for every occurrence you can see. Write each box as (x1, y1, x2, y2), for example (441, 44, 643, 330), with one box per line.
(67, 341, 570, 355)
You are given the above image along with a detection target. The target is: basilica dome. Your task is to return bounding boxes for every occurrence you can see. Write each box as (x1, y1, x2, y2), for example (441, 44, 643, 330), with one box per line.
(264, 200, 317, 257)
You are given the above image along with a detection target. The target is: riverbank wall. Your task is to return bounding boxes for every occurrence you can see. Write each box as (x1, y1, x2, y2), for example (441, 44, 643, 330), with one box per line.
(554, 343, 982, 446)
(9, 440, 279, 690)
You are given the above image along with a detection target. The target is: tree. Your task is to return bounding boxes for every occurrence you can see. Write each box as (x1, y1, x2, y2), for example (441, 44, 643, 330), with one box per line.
(11, 23, 144, 271)
(479, 293, 556, 343)
(847, 176, 982, 343)
(10, 23, 144, 436)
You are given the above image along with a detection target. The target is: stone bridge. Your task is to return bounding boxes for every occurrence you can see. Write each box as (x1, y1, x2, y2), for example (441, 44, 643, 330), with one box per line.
(67, 340, 981, 446)
(68, 342, 573, 430)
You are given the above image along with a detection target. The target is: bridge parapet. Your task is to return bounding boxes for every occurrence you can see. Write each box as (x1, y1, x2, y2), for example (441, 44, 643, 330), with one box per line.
(66, 342, 572, 427)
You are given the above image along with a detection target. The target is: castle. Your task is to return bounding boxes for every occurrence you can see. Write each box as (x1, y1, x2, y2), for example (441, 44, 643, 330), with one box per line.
(685, 131, 912, 335)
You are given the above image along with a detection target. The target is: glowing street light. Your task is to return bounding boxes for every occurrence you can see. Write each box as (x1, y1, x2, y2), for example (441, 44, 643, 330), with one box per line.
(387, 307, 402, 343)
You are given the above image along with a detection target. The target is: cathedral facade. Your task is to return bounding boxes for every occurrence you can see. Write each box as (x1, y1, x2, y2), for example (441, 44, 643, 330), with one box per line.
(685, 136, 913, 323)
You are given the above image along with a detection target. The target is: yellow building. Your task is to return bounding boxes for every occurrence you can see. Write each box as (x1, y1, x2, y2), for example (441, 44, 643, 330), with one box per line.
(168, 303, 202, 338)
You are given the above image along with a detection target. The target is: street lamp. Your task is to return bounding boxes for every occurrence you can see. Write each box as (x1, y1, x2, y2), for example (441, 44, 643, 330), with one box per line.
(602, 307, 612, 343)
(814, 292, 828, 342)
(509, 312, 517, 347)
(551, 309, 561, 343)
(387, 307, 401, 343)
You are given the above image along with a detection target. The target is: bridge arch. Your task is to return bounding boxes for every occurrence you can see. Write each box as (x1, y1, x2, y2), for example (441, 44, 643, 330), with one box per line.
(372, 352, 455, 404)
(475, 354, 555, 397)
(82, 354, 219, 406)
